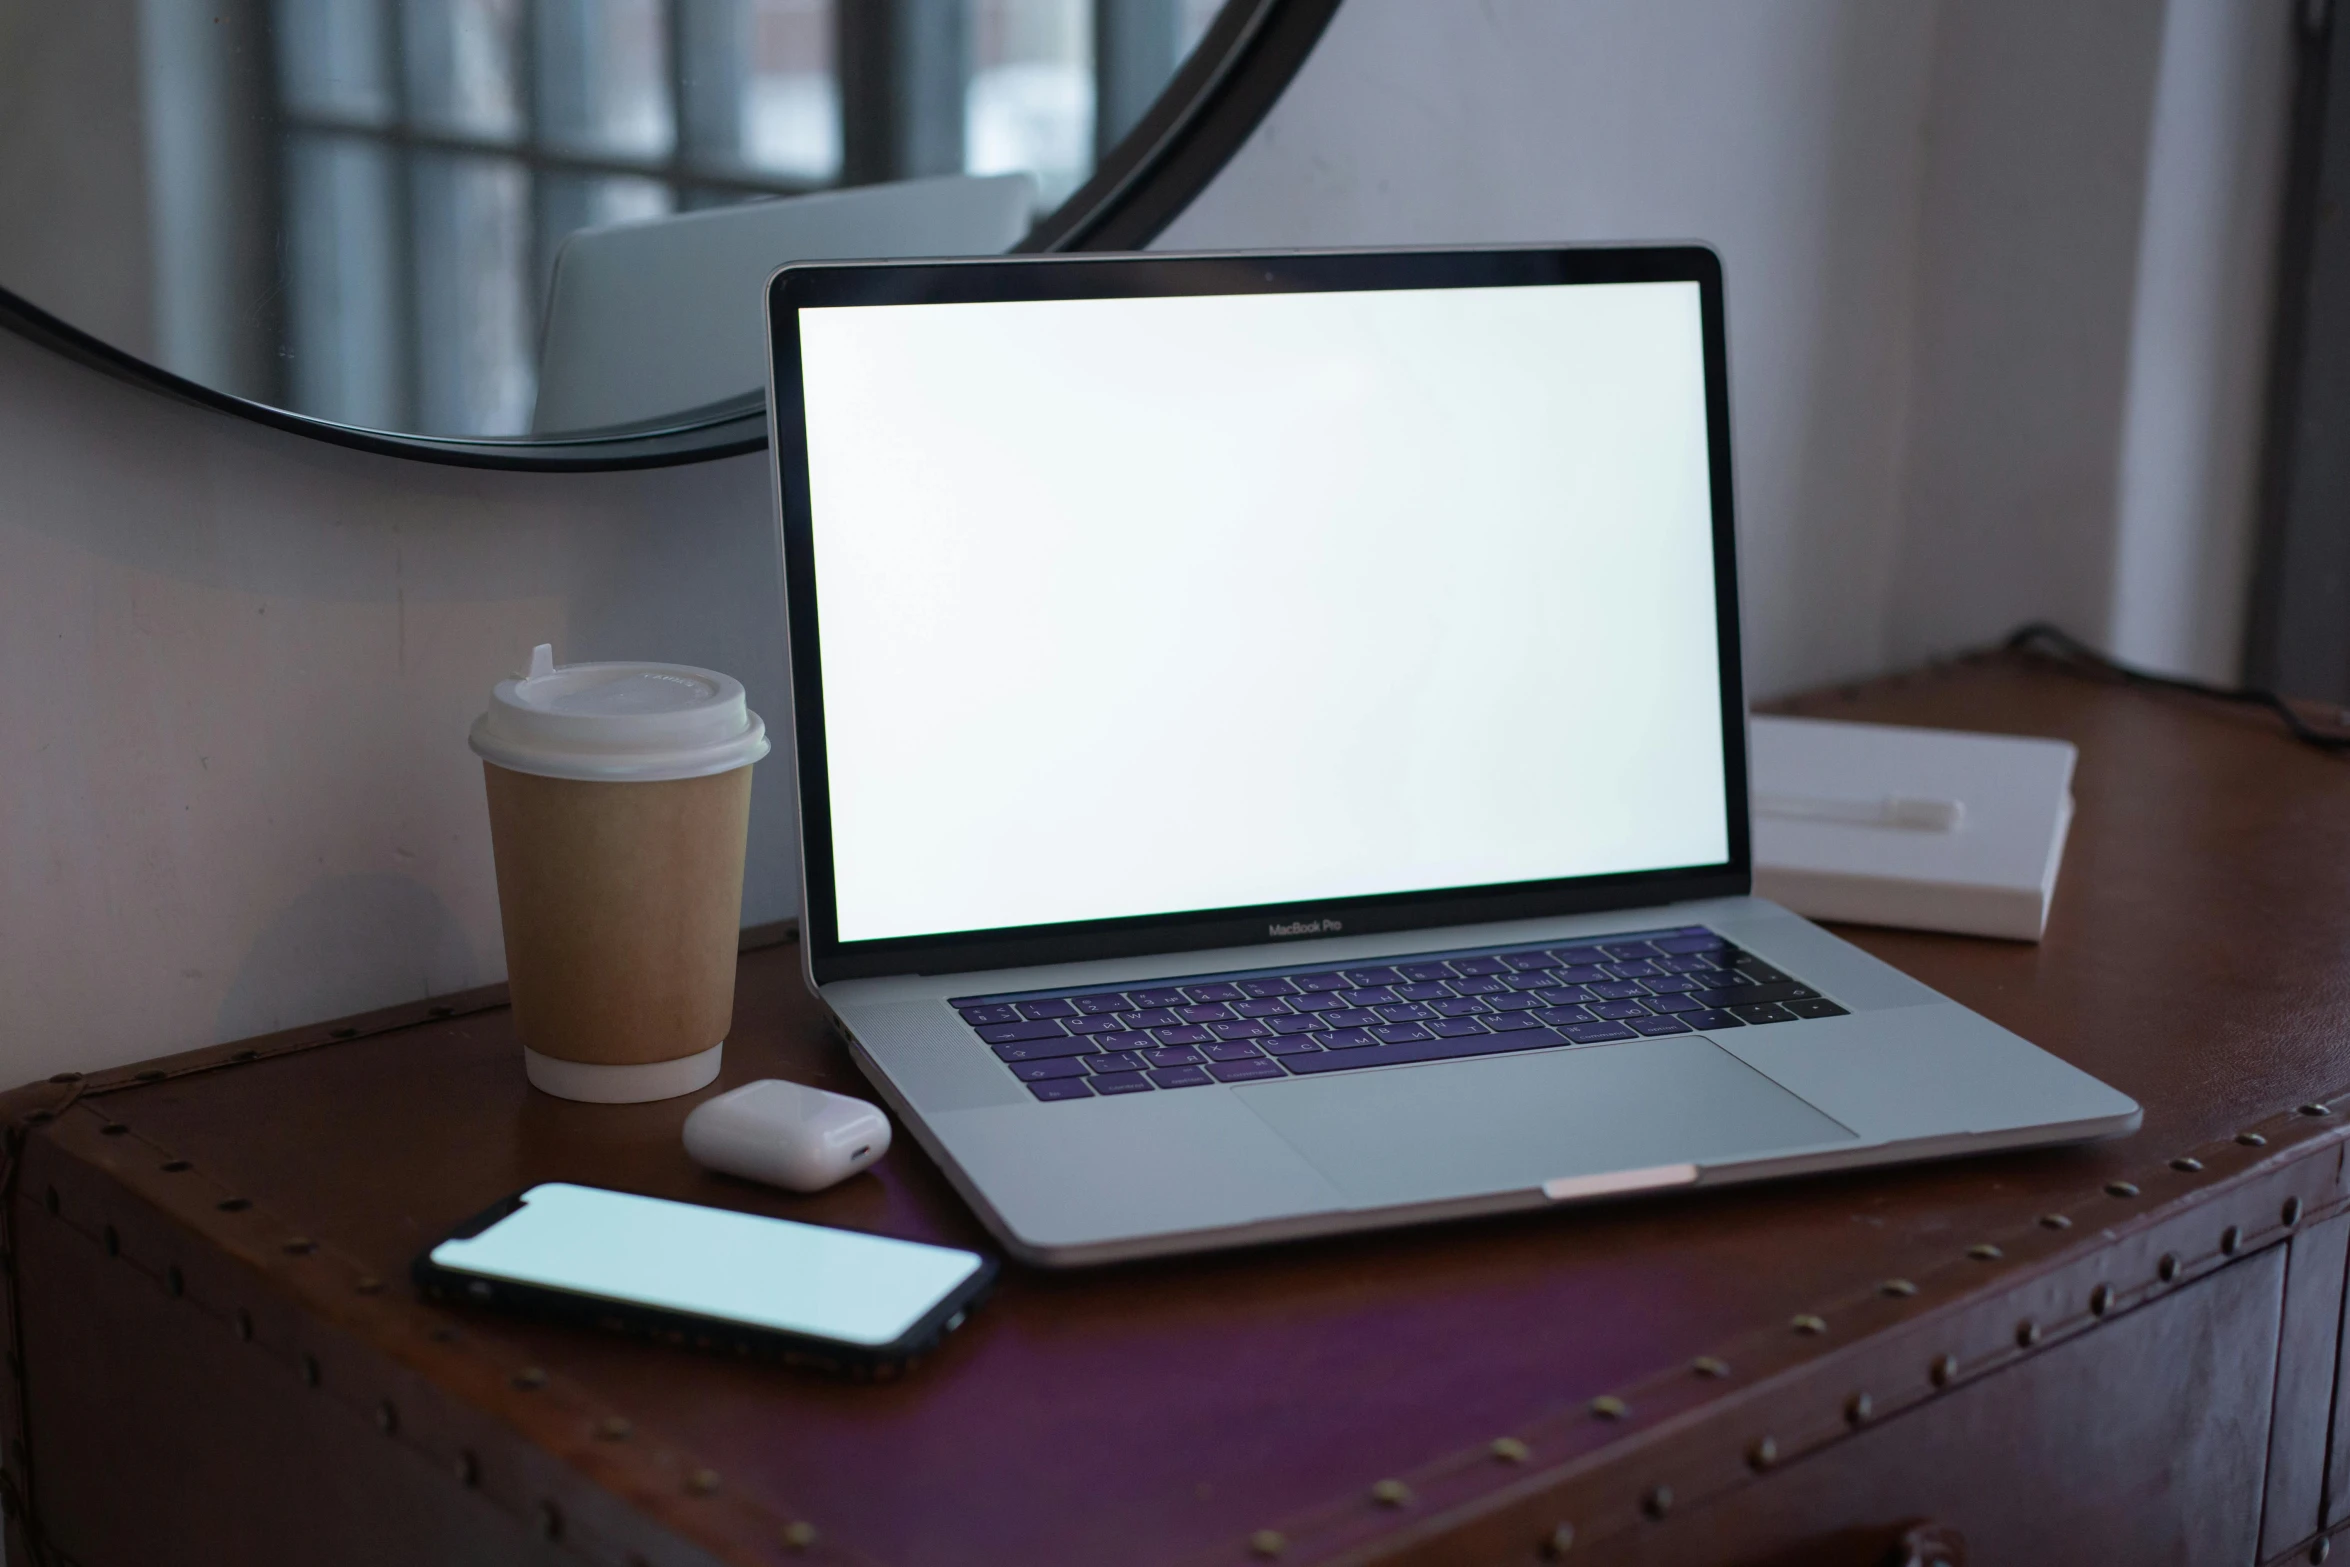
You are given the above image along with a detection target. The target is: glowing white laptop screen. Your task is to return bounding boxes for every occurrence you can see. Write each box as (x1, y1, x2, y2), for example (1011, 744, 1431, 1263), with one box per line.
(797, 280, 1729, 945)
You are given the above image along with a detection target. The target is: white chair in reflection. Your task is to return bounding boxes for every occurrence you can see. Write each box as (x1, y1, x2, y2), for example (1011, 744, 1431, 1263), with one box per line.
(531, 172, 1039, 436)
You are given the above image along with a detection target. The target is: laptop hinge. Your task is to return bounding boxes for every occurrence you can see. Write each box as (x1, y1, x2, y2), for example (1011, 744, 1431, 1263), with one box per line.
(1540, 1163, 1700, 1202)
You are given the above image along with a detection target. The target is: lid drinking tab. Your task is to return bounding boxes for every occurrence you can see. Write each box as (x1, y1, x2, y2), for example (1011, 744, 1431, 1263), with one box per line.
(469, 643, 770, 783)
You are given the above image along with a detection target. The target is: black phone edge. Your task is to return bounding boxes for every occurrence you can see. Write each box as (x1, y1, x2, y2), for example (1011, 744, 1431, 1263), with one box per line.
(410, 1188, 1001, 1379)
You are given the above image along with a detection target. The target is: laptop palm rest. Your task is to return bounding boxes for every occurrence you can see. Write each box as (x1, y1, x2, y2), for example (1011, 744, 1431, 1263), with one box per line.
(1232, 1036, 1857, 1209)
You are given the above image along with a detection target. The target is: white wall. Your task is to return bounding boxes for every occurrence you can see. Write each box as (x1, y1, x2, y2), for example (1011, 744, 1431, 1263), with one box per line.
(1886, 0, 2291, 678)
(0, 0, 2297, 1083)
(2106, 0, 2294, 677)
(1168, 0, 2294, 687)
(0, 337, 800, 1082)
(1164, 0, 1941, 699)
(1886, 1, 2169, 669)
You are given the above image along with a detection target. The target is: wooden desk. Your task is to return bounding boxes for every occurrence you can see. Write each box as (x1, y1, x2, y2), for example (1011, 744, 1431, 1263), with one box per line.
(7, 651, 2349, 1566)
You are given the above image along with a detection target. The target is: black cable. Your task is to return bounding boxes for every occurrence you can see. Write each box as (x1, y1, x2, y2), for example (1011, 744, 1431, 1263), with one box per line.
(2000, 621, 2350, 755)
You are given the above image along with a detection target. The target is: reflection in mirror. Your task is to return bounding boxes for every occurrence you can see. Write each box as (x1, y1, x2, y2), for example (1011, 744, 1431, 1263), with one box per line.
(0, 0, 1225, 443)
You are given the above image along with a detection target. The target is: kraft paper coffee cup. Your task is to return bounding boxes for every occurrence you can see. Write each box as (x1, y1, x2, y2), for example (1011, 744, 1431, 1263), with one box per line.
(469, 645, 770, 1103)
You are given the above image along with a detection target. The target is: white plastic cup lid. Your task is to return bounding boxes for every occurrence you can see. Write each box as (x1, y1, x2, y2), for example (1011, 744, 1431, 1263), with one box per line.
(469, 644, 771, 783)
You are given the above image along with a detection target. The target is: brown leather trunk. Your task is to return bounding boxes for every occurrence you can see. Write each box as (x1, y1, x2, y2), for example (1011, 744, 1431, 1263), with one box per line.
(8, 650, 2350, 1566)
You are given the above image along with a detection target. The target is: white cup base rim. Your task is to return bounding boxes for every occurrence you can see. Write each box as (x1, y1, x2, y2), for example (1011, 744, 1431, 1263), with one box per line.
(524, 1042, 724, 1103)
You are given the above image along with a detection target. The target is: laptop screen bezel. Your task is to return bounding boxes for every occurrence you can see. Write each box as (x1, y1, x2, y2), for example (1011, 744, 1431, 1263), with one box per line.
(767, 244, 1750, 986)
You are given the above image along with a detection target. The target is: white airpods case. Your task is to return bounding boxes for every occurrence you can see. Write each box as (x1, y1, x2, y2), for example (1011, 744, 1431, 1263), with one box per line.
(681, 1079, 892, 1193)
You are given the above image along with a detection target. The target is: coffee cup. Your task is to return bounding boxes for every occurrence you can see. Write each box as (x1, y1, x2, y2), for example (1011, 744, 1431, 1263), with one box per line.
(470, 644, 770, 1103)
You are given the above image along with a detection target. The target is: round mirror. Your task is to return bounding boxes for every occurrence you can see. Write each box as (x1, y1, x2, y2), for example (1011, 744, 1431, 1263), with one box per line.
(0, 0, 1334, 466)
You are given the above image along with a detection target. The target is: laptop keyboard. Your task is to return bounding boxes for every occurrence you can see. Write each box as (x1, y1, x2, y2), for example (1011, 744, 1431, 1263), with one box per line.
(948, 926, 1848, 1103)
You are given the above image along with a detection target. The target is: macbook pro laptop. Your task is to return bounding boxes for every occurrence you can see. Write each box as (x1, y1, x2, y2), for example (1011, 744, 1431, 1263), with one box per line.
(762, 244, 2139, 1266)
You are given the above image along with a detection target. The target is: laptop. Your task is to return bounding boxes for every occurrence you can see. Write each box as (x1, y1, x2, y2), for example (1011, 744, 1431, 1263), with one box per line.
(761, 244, 2139, 1267)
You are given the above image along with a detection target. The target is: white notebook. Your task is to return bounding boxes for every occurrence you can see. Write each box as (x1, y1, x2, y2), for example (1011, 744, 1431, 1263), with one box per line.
(1748, 715, 2076, 941)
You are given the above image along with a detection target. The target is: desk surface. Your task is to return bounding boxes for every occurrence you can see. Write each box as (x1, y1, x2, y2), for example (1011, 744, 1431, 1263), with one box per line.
(12, 650, 2350, 1567)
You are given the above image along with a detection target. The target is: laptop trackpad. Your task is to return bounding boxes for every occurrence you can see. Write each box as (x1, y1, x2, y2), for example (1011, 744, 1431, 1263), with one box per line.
(1232, 1036, 1857, 1208)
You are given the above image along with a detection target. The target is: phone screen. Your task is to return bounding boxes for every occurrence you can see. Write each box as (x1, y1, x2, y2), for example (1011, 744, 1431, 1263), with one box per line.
(429, 1183, 985, 1347)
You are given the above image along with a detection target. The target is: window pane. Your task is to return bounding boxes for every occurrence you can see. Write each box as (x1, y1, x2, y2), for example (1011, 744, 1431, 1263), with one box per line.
(403, 0, 526, 140)
(276, 0, 395, 124)
(1176, 0, 1220, 53)
(535, 0, 675, 159)
(966, 0, 1091, 208)
(743, 0, 839, 181)
(1093, 0, 1180, 156)
(410, 149, 534, 434)
(283, 131, 405, 427)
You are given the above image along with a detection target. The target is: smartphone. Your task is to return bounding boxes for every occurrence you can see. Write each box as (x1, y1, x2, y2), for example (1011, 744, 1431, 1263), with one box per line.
(413, 1182, 997, 1374)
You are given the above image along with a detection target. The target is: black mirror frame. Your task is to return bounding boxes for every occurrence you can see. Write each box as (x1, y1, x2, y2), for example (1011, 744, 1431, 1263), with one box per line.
(0, 0, 1340, 472)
